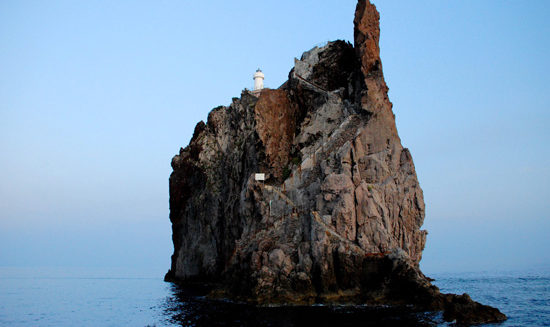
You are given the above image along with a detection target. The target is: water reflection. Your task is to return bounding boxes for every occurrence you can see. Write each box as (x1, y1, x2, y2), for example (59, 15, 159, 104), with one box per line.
(161, 283, 442, 327)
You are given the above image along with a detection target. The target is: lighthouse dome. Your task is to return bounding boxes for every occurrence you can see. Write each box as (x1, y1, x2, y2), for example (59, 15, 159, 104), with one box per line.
(253, 69, 264, 79)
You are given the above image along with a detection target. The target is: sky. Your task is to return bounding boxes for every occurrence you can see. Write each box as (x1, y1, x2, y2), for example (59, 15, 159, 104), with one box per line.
(1, 0, 549, 277)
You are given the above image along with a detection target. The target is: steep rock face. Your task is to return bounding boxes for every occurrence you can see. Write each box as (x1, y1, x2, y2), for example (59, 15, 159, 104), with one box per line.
(254, 89, 298, 180)
(166, 1, 506, 324)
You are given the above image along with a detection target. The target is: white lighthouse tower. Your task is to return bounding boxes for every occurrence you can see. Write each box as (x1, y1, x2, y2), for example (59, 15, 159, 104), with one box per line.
(253, 68, 264, 91)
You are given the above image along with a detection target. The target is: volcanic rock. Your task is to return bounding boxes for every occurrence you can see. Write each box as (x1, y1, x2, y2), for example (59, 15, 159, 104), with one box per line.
(165, 1, 506, 325)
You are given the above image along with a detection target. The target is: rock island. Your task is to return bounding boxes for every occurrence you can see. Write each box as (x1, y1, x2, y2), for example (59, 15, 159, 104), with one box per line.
(165, 1, 506, 324)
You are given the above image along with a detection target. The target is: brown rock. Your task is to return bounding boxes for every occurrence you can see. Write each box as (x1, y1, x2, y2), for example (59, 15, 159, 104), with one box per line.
(254, 89, 297, 179)
(165, 0, 506, 324)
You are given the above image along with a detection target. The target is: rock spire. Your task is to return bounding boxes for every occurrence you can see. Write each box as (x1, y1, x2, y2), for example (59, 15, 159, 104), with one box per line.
(165, 1, 506, 324)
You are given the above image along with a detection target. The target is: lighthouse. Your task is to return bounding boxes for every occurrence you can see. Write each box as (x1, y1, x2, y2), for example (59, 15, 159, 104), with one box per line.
(253, 68, 264, 91)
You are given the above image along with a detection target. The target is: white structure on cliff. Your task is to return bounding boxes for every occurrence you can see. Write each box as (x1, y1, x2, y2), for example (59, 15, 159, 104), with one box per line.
(253, 68, 264, 91)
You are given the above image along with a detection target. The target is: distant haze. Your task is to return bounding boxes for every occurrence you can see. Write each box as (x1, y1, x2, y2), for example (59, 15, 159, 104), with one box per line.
(1, 0, 548, 276)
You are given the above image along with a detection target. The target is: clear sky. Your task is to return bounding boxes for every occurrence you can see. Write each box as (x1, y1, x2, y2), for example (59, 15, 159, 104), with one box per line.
(1, 0, 549, 277)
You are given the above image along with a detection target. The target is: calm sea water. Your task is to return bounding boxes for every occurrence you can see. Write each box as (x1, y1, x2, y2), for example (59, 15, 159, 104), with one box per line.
(0, 267, 548, 326)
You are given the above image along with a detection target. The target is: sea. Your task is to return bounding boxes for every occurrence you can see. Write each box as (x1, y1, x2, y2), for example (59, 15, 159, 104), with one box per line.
(0, 267, 548, 326)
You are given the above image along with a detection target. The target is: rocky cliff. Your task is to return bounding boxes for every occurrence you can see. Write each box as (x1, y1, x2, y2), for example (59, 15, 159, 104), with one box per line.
(166, 1, 506, 324)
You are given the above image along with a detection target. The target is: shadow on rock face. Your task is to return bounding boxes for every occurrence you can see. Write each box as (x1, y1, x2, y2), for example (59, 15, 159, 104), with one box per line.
(161, 284, 448, 327)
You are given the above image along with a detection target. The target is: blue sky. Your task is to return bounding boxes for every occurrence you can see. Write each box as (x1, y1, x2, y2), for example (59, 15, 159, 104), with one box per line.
(1, 0, 549, 276)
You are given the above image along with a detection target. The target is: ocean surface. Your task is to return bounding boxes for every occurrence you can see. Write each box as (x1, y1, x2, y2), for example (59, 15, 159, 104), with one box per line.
(0, 267, 548, 326)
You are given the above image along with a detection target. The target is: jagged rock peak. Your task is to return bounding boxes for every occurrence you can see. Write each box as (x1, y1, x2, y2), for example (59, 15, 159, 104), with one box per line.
(165, 1, 506, 325)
